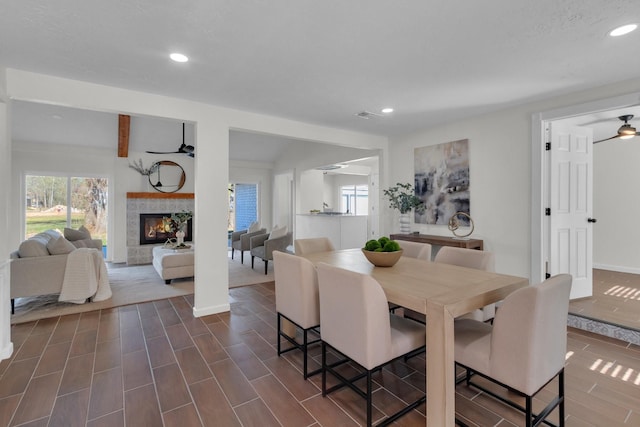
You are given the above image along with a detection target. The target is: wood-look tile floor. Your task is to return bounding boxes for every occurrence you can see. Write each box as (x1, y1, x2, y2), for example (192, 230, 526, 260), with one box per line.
(570, 269, 640, 331)
(1, 282, 640, 426)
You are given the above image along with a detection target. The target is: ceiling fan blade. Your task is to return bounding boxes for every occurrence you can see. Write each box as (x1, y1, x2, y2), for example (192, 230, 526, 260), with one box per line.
(176, 143, 194, 154)
(593, 135, 621, 144)
(146, 123, 194, 156)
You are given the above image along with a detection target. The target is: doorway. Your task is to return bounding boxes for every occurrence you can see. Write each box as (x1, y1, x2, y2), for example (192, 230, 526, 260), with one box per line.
(533, 91, 640, 332)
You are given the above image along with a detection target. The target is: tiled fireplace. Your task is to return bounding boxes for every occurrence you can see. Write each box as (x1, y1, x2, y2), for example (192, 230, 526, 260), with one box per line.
(126, 192, 194, 265)
(139, 213, 193, 245)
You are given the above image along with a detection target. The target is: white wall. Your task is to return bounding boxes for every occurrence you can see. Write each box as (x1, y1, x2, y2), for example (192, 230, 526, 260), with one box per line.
(273, 171, 293, 232)
(298, 169, 325, 213)
(390, 116, 530, 276)
(390, 77, 640, 279)
(323, 174, 335, 210)
(593, 139, 640, 272)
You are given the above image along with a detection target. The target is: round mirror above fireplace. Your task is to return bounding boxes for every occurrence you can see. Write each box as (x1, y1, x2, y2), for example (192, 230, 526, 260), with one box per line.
(148, 160, 186, 193)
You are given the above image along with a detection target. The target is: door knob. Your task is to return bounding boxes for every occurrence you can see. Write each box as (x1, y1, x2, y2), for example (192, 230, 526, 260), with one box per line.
(587, 218, 597, 223)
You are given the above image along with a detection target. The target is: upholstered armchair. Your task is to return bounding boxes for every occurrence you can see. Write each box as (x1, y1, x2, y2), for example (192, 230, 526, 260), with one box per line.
(230, 227, 266, 264)
(250, 229, 293, 274)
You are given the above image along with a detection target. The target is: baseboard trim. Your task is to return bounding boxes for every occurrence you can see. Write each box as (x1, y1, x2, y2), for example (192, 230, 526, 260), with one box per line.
(568, 314, 640, 345)
(593, 264, 640, 275)
(193, 303, 230, 318)
(0, 342, 14, 361)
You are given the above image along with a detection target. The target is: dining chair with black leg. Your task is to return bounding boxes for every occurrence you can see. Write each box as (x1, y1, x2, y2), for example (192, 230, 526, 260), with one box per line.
(454, 274, 572, 427)
(402, 246, 496, 324)
(317, 262, 426, 427)
(273, 250, 322, 379)
(390, 240, 432, 315)
(434, 246, 496, 322)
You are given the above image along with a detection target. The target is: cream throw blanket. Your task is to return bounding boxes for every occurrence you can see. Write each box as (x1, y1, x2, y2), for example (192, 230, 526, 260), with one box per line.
(58, 248, 112, 304)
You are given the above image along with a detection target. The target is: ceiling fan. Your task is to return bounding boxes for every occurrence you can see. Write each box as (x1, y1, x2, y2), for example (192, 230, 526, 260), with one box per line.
(146, 123, 194, 157)
(593, 115, 640, 144)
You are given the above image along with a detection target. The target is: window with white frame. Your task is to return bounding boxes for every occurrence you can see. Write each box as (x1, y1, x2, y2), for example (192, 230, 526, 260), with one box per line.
(340, 185, 368, 215)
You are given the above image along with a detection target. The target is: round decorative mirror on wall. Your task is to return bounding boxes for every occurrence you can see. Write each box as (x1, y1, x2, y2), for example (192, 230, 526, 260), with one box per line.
(148, 160, 186, 193)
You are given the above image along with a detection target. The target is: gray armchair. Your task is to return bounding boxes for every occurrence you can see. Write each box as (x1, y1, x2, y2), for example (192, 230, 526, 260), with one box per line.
(231, 228, 266, 264)
(250, 231, 293, 274)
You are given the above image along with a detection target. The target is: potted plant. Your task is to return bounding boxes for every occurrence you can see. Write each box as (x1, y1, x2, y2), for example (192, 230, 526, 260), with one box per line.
(383, 182, 424, 214)
(165, 210, 192, 247)
(383, 182, 424, 233)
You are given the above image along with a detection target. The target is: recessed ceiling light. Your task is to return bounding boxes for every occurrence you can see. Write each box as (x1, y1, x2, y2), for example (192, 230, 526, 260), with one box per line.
(381, 108, 394, 114)
(609, 24, 637, 37)
(170, 53, 189, 63)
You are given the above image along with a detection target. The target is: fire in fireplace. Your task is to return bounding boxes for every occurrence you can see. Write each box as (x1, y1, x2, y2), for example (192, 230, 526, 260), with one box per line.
(140, 213, 193, 245)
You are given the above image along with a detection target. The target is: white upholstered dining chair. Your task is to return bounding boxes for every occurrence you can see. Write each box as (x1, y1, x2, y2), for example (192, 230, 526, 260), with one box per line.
(294, 237, 335, 255)
(317, 262, 426, 427)
(273, 251, 321, 379)
(398, 240, 432, 261)
(387, 241, 433, 315)
(454, 273, 572, 427)
(434, 246, 496, 321)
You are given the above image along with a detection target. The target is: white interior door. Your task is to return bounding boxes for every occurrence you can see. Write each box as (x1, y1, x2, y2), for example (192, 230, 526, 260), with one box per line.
(547, 123, 593, 299)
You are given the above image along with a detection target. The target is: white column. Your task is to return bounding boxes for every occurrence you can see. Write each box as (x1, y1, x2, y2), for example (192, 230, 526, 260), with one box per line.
(192, 120, 231, 316)
(0, 71, 15, 360)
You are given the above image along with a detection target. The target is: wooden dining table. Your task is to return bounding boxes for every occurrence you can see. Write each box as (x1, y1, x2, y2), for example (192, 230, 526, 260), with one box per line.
(299, 248, 529, 427)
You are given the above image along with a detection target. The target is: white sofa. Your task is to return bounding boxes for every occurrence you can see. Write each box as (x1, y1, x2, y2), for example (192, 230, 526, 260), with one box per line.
(10, 228, 104, 312)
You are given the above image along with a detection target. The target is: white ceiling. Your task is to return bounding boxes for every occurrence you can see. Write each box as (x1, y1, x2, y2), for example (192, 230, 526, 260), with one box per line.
(11, 101, 197, 152)
(3, 1, 640, 155)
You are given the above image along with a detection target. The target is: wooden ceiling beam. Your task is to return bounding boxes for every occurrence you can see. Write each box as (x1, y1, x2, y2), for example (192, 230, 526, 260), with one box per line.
(117, 114, 130, 158)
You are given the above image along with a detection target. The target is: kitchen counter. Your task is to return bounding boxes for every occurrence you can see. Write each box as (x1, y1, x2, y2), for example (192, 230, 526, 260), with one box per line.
(296, 214, 367, 250)
(299, 212, 354, 216)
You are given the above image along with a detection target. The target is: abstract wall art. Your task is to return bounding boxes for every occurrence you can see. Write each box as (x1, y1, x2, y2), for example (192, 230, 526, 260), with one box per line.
(414, 139, 470, 225)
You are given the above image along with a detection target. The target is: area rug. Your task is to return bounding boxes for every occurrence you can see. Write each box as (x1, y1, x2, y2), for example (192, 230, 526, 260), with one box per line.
(11, 255, 272, 324)
(11, 264, 194, 324)
(228, 250, 274, 288)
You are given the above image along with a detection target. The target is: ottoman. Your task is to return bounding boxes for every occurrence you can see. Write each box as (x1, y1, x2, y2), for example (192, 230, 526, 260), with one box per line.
(152, 246, 194, 284)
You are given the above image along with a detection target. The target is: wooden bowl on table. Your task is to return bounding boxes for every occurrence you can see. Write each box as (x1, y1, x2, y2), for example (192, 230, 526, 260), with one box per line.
(361, 249, 403, 267)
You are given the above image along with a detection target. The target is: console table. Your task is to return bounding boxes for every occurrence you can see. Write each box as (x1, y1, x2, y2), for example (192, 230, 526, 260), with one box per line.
(390, 233, 484, 250)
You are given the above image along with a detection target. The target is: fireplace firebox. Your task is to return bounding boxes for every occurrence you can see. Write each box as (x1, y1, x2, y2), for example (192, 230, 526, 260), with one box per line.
(140, 213, 193, 245)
